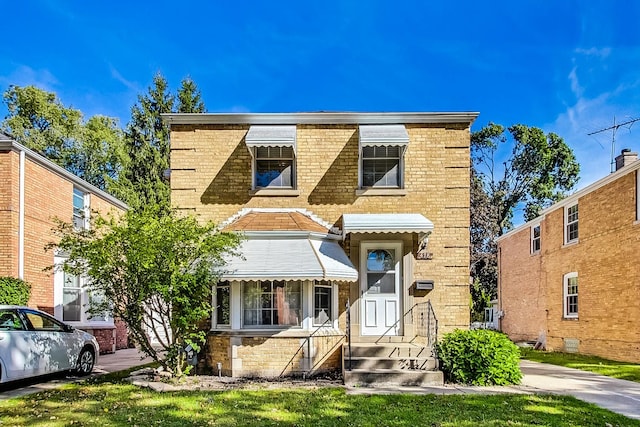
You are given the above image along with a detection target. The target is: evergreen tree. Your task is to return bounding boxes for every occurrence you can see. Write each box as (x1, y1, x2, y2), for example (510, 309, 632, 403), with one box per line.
(111, 73, 207, 211)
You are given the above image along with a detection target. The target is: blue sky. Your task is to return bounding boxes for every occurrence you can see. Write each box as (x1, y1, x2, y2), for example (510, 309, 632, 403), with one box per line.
(2, 0, 639, 191)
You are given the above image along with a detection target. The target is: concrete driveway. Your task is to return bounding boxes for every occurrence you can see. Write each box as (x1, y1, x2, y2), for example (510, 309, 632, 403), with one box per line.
(0, 348, 152, 400)
(520, 360, 640, 420)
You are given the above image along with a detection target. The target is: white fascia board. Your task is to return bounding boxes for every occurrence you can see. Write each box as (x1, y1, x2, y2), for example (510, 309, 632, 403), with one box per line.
(162, 112, 479, 126)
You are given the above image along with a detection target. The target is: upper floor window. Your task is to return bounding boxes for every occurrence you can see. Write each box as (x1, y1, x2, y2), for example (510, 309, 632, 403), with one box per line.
(359, 125, 409, 189)
(362, 146, 402, 187)
(254, 146, 295, 188)
(563, 272, 578, 318)
(531, 223, 541, 254)
(246, 125, 297, 190)
(73, 187, 89, 230)
(565, 203, 578, 244)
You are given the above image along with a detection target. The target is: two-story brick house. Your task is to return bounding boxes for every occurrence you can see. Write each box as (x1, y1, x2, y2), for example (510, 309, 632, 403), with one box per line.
(164, 112, 477, 381)
(497, 149, 640, 363)
(0, 132, 129, 353)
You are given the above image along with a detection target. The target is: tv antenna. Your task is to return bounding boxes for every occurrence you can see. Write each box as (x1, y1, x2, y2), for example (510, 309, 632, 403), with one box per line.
(588, 116, 640, 173)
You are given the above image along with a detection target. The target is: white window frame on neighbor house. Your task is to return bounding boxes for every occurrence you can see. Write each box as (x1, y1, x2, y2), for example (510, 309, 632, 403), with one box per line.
(251, 146, 296, 190)
(531, 223, 541, 254)
(564, 203, 579, 244)
(53, 256, 113, 327)
(72, 187, 90, 230)
(563, 272, 578, 319)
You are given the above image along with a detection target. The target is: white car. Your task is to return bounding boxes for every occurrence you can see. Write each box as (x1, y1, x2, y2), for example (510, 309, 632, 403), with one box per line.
(0, 305, 99, 383)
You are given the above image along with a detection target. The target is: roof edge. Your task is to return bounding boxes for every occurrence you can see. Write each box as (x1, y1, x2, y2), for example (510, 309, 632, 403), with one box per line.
(162, 112, 479, 126)
(0, 139, 128, 211)
(497, 159, 640, 242)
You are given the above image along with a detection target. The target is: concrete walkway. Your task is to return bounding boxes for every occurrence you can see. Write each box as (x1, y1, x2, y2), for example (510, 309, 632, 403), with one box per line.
(0, 348, 152, 401)
(347, 360, 640, 420)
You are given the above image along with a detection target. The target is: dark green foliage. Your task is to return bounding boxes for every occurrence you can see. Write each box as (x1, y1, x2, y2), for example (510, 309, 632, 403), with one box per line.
(437, 329, 522, 385)
(1, 85, 124, 190)
(470, 123, 580, 320)
(0, 277, 31, 305)
(111, 74, 207, 212)
(49, 207, 241, 376)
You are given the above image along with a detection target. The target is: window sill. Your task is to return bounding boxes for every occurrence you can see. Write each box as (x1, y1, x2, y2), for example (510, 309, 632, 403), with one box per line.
(249, 189, 300, 197)
(562, 316, 579, 321)
(355, 188, 407, 196)
(209, 327, 343, 337)
(530, 250, 540, 256)
(634, 220, 640, 226)
(562, 239, 579, 248)
(67, 322, 115, 329)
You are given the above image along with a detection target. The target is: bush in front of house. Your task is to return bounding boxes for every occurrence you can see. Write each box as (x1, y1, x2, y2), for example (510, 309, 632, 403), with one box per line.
(0, 276, 31, 305)
(436, 329, 522, 386)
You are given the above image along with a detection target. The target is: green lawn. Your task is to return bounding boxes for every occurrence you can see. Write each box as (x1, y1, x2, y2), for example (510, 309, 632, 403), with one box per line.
(1, 381, 638, 426)
(520, 348, 640, 383)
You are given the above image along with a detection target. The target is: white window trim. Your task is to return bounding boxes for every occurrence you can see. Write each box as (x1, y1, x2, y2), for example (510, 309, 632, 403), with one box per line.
(250, 147, 296, 191)
(530, 223, 541, 254)
(217, 279, 338, 331)
(53, 256, 113, 328)
(358, 146, 406, 190)
(564, 203, 579, 245)
(563, 272, 578, 319)
(73, 188, 91, 230)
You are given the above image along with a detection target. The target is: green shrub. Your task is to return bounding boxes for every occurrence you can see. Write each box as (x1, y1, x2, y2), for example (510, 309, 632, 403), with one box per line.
(437, 329, 522, 385)
(0, 277, 31, 305)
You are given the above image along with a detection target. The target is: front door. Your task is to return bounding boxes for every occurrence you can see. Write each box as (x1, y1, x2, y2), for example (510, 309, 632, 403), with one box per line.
(360, 242, 402, 336)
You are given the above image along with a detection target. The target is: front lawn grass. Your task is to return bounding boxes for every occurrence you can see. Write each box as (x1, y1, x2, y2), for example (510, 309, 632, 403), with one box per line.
(1, 381, 638, 426)
(520, 348, 640, 383)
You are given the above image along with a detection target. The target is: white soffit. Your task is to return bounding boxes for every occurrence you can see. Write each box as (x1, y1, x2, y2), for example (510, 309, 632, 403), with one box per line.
(342, 213, 434, 235)
(245, 125, 297, 154)
(359, 124, 409, 146)
(222, 236, 357, 282)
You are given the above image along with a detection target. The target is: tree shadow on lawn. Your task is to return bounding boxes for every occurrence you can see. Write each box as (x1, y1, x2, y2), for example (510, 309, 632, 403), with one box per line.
(1, 385, 638, 426)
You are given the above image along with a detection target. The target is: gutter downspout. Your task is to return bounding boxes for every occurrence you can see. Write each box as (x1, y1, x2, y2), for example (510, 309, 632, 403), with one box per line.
(18, 149, 25, 279)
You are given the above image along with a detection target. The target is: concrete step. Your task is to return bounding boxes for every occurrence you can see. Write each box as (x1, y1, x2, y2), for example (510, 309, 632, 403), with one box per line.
(344, 343, 435, 358)
(346, 356, 438, 371)
(344, 369, 444, 387)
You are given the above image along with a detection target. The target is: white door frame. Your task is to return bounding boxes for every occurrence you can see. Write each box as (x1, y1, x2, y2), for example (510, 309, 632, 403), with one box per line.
(360, 241, 402, 336)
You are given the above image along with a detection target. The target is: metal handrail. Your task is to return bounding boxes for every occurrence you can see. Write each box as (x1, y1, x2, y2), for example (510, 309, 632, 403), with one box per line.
(281, 316, 336, 377)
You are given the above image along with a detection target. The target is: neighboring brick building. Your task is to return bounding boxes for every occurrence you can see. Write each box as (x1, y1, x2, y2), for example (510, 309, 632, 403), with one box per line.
(497, 149, 640, 363)
(0, 132, 129, 353)
(164, 112, 477, 379)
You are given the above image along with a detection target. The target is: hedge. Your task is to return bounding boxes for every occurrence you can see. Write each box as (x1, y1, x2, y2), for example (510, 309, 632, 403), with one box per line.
(0, 276, 31, 305)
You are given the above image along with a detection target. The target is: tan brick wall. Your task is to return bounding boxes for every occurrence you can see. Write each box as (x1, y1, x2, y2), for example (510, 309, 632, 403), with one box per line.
(499, 171, 640, 362)
(206, 333, 343, 377)
(0, 151, 19, 278)
(171, 123, 472, 341)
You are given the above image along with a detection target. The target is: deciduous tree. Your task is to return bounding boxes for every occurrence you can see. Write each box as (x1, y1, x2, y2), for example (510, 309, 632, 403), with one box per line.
(49, 207, 241, 376)
(470, 123, 580, 319)
(1, 85, 124, 190)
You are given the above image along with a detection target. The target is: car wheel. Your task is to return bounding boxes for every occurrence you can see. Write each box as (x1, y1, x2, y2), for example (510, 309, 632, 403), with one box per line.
(76, 347, 95, 376)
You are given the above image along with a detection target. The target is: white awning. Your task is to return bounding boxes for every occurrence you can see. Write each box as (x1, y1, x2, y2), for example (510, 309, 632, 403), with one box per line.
(359, 124, 409, 147)
(246, 125, 297, 154)
(342, 213, 434, 237)
(222, 235, 358, 282)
